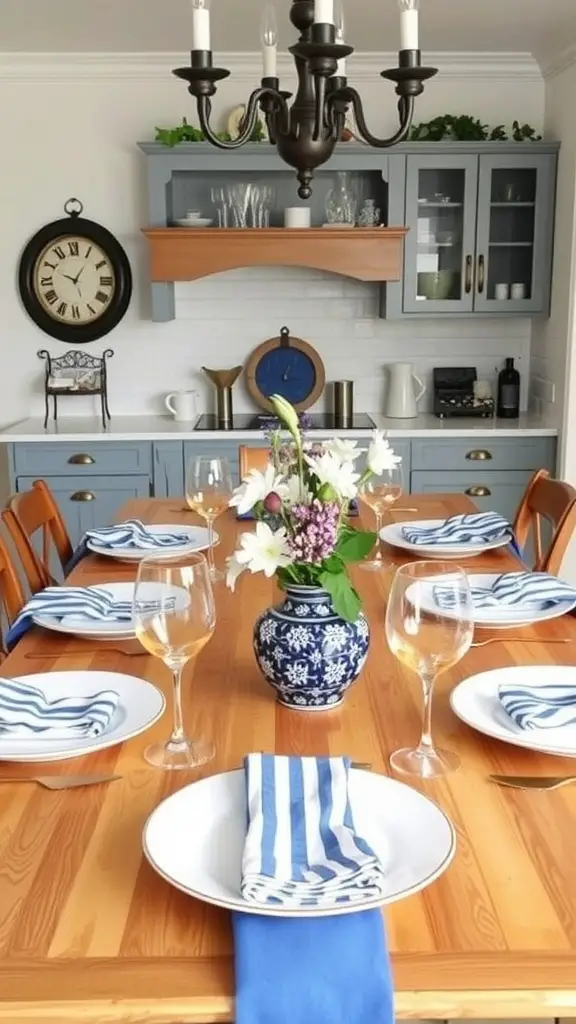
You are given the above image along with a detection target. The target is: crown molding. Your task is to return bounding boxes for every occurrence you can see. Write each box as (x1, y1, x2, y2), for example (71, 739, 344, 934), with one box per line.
(0, 50, 542, 83)
(541, 42, 576, 80)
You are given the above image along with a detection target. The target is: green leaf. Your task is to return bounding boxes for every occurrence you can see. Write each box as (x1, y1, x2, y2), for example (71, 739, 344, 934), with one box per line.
(321, 554, 344, 574)
(335, 528, 377, 563)
(319, 570, 362, 623)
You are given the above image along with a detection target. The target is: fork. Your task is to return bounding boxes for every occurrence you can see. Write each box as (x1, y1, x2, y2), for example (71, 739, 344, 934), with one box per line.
(489, 773, 576, 791)
(471, 637, 572, 648)
(0, 773, 121, 791)
(25, 646, 147, 659)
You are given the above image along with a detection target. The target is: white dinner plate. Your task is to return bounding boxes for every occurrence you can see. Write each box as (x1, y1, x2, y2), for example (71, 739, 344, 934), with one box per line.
(380, 519, 511, 559)
(0, 670, 165, 762)
(33, 582, 138, 640)
(87, 524, 218, 563)
(412, 573, 576, 630)
(450, 665, 576, 758)
(143, 768, 456, 917)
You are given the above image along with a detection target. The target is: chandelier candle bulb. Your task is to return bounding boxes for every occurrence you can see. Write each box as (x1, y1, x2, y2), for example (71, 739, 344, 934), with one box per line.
(191, 0, 211, 51)
(314, 0, 334, 25)
(399, 0, 419, 50)
(261, 5, 278, 79)
(335, 0, 346, 74)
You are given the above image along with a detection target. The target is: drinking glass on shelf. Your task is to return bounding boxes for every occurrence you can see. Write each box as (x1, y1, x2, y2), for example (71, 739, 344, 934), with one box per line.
(133, 552, 216, 770)
(185, 456, 233, 582)
(359, 463, 403, 570)
(211, 187, 229, 228)
(386, 561, 474, 778)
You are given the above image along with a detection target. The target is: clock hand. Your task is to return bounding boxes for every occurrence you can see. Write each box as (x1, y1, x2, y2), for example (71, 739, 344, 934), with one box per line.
(72, 266, 86, 286)
(61, 273, 77, 283)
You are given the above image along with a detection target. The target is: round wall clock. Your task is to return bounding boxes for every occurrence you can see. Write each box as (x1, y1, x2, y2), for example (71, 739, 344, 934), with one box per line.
(18, 198, 132, 344)
(245, 326, 325, 412)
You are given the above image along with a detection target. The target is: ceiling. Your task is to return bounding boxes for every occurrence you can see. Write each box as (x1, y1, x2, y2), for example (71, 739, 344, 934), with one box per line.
(0, 0, 574, 66)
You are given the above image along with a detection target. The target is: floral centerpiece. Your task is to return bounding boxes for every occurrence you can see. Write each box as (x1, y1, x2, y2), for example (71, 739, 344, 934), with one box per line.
(226, 395, 402, 710)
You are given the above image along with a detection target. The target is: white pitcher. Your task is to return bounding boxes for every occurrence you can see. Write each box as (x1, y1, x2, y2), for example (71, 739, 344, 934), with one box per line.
(384, 363, 426, 419)
(165, 390, 199, 422)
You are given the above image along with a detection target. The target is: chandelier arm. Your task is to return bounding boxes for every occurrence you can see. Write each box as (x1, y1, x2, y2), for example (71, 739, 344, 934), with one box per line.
(343, 88, 415, 148)
(313, 76, 329, 142)
(197, 88, 288, 149)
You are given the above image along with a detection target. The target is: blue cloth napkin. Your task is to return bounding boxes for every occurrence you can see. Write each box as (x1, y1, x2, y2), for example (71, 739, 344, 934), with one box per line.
(402, 511, 517, 548)
(499, 682, 576, 730)
(5, 585, 164, 651)
(65, 519, 187, 573)
(233, 753, 393, 1024)
(0, 676, 119, 738)
(242, 753, 386, 908)
(434, 571, 576, 611)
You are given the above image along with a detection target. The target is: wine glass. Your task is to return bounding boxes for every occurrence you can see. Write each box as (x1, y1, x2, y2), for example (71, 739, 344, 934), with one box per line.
(359, 463, 403, 570)
(385, 561, 474, 778)
(133, 551, 216, 770)
(185, 456, 233, 582)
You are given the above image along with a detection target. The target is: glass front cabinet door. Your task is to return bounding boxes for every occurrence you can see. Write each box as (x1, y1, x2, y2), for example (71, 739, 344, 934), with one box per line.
(474, 153, 556, 314)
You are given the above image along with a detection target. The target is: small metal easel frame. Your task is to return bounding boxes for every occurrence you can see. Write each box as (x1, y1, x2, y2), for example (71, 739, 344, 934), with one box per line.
(38, 348, 113, 429)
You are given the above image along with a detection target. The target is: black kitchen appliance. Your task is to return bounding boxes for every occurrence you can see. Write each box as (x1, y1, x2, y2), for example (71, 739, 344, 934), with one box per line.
(193, 412, 376, 431)
(433, 367, 495, 419)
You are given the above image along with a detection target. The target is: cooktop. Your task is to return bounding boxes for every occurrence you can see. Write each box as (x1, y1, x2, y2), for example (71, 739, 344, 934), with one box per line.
(193, 413, 376, 431)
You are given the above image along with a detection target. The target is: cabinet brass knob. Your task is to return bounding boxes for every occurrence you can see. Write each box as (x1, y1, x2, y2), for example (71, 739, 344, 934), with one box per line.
(466, 449, 492, 461)
(70, 490, 96, 502)
(67, 453, 95, 465)
(465, 485, 491, 497)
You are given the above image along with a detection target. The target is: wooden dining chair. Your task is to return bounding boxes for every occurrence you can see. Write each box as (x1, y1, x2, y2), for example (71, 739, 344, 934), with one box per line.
(239, 446, 272, 478)
(3, 480, 74, 594)
(0, 530, 26, 656)
(513, 468, 576, 572)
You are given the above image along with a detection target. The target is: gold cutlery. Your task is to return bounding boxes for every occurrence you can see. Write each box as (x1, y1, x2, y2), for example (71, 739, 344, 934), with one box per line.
(25, 646, 147, 659)
(471, 637, 572, 648)
(234, 760, 373, 770)
(0, 773, 121, 791)
(489, 773, 576, 792)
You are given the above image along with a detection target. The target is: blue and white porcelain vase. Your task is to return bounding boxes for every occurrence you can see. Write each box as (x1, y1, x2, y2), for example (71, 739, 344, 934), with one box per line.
(253, 585, 370, 710)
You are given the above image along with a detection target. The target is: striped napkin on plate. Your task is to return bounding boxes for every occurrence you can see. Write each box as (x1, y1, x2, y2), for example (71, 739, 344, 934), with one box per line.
(402, 511, 515, 547)
(499, 682, 576, 730)
(233, 753, 393, 1024)
(0, 677, 119, 738)
(434, 571, 576, 611)
(86, 519, 185, 549)
(241, 753, 386, 908)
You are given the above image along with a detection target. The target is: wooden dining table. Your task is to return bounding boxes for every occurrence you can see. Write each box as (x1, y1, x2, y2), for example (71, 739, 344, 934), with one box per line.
(1, 492, 576, 1023)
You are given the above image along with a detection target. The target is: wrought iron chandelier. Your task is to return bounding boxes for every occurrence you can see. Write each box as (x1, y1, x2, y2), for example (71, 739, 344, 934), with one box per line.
(173, 0, 437, 198)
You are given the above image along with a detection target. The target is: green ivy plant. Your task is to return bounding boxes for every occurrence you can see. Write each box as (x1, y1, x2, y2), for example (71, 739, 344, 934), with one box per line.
(408, 114, 542, 142)
(155, 116, 266, 147)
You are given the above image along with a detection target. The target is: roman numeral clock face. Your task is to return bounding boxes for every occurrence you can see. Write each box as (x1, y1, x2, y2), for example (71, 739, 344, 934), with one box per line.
(34, 236, 115, 324)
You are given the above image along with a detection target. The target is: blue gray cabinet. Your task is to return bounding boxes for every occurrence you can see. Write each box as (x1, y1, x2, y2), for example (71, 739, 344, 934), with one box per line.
(153, 442, 185, 498)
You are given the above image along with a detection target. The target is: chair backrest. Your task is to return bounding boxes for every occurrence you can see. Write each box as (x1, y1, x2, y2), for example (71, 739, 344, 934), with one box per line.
(0, 530, 26, 655)
(3, 480, 73, 594)
(513, 468, 576, 570)
(239, 446, 272, 478)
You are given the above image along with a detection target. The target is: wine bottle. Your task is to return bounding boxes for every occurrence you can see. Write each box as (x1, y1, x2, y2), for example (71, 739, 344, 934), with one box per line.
(497, 357, 520, 419)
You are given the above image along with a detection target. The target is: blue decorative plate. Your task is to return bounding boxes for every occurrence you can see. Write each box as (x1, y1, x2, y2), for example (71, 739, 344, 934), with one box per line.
(245, 325, 325, 411)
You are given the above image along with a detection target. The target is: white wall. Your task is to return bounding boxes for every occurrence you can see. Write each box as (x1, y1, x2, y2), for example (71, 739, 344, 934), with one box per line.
(530, 59, 576, 480)
(0, 52, 544, 424)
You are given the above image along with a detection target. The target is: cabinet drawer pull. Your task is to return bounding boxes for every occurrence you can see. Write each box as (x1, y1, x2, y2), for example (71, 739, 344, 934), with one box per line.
(465, 485, 491, 497)
(67, 453, 95, 465)
(477, 254, 485, 294)
(466, 449, 492, 461)
(70, 490, 96, 502)
(464, 254, 473, 294)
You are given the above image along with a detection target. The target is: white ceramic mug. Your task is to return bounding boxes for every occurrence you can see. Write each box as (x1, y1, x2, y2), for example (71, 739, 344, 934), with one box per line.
(494, 283, 509, 300)
(284, 207, 311, 228)
(511, 282, 526, 300)
(165, 390, 199, 422)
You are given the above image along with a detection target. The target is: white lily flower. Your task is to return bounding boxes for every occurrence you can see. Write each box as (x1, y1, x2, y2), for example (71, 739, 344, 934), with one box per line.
(229, 463, 287, 516)
(323, 438, 362, 464)
(366, 430, 402, 476)
(226, 522, 292, 590)
(269, 394, 302, 447)
(305, 451, 360, 500)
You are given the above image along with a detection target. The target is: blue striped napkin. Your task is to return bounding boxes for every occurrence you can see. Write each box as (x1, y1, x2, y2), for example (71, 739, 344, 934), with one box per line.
(0, 677, 119, 738)
(86, 519, 185, 549)
(233, 753, 393, 1024)
(241, 753, 386, 908)
(499, 682, 576, 730)
(5, 586, 167, 651)
(434, 571, 576, 611)
(402, 511, 515, 547)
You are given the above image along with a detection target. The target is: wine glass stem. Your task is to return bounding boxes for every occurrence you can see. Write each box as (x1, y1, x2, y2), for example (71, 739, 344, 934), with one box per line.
(374, 512, 383, 561)
(207, 516, 215, 573)
(168, 661, 188, 749)
(416, 671, 436, 754)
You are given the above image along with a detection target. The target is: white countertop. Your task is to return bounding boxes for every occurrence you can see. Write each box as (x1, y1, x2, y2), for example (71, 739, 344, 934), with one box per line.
(0, 413, 558, 442)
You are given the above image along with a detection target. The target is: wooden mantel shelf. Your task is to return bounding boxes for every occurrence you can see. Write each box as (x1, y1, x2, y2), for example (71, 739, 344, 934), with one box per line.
(142, 227, 408, 283)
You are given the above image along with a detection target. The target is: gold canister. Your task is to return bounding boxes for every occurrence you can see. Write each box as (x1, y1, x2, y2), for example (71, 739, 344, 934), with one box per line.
(333, 380, 354, 427)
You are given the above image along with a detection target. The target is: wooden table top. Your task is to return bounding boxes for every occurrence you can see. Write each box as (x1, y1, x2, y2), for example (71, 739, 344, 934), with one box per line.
(2, 493, 576, 1023)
